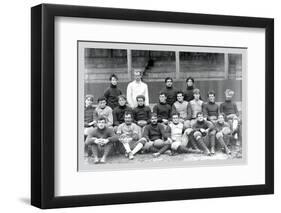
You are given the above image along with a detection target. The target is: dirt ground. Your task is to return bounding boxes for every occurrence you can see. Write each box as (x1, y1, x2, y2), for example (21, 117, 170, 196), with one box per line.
(85, 142, 242, 165)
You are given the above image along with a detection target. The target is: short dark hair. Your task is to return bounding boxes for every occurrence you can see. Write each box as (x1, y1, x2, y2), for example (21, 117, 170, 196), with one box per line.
(165, 77, 173, 83)
(109, 74, 118, 81)
(151, 113, 158, 119)
(186, 77, 195, 83)
(136, 95, 145, 101)
(176, 91, 184, 96)
(124, 111, 133, 118)
(97, 116, 107, 122)
(97, 96, 106, 103)
(118, 95, 127, 101)
(159, 91, 167, 97)
(208, 90, 216, 97)
(196, 112, 204, 117)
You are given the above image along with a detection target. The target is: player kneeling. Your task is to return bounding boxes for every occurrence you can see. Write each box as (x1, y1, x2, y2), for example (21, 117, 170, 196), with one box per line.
(85, 116, 118, 164)
(184, 112, 216, 156)
(116, 112, 144, 160)
(139, 113, 172, 157)
(168, 113, 203, 154)
(214, 113, 232, 155)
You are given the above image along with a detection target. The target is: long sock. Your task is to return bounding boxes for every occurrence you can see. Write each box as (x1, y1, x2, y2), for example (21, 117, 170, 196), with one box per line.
(217, 137, 226, 149)
(150, 146, 160, 153)
(158, 144, 171, 154)
(91, 144, 99, 158)
(190, 137, 199, 150)
(102, 143, 113, 159)
(197, 138, 210, 153)
(210, 135, 216, 150)
(123, 143, 131, 153)
(132, 143, 143, 155)
(177, 145, 189, 153)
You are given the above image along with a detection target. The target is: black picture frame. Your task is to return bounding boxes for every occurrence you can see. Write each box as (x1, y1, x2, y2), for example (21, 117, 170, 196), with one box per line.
(31, 3, 274, 209)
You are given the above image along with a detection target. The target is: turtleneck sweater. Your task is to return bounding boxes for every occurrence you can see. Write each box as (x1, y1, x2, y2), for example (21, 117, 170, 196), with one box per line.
(104, 84, 122, 110)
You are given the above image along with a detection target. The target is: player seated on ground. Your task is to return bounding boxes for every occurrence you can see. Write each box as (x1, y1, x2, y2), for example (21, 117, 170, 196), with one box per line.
(139, 113, 171, 158)
(116, 112, 143, 160)
(168, 113, 203, 155)
(220, 89, 240, 142)
(84, 94, 97, 139)
(153, 92, 172, 126)
(172, 91, 191, 128)
(203, 90, 219, 123)
(103, 74, 122, 110)
(188, 88, 204, 126)
(214, 113, 232, 155)
(95, 96, 113, 127)
(184, 112, 216, 155)
(85, 116, 118, 164)
(112, 95, 133, 129)
(132, 95, 151, 129)
(160, 77, 178, 106)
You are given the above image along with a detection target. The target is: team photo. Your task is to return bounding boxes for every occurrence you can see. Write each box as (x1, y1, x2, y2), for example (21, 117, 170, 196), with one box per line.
(78, 41, 245, 170)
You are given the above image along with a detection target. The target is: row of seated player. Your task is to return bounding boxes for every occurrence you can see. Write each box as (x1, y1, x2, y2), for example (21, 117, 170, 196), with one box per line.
(85, 111, 240, 164)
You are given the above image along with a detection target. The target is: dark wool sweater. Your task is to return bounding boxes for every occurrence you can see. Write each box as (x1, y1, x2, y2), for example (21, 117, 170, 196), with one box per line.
(220, 100, 239, 116)
(214, 121, 230, 132)
(192, 120, 213, 131)
(112, 105, 133, 126)
(160, 86, 178, 106)
(153, 102, 172, 122)
(184, 86, 194, 102)
(86, 127, 118, 143)
(203, 102, 219, 118)
(84, 105, 96, 127)
(132, 105, 151, 122)
(142, 123, 169, 141)
(104, 84, 122, 110)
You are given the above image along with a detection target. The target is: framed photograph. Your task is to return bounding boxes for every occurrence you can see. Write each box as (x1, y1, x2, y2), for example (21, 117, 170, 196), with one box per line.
(31, 4, 274, 209)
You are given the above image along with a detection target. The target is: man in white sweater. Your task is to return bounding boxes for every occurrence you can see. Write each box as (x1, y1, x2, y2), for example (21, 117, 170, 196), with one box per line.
(126, 69, 149, 108)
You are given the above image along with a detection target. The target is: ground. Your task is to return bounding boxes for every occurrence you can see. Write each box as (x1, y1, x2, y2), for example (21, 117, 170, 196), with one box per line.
(84, 142, 242, 166)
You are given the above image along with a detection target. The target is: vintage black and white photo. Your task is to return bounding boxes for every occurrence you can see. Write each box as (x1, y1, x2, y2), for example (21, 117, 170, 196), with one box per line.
(78, 41, 246, 170)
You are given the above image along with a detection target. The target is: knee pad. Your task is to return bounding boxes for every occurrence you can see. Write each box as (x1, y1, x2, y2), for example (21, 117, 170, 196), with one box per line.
(153, 139, 164, 148)
(193, 131, 202, 139)
(216, 132, 223, 139)
(171, 141, 181, 150)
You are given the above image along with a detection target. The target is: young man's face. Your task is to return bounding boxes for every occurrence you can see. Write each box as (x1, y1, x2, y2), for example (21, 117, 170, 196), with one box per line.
(97, 120, 106, 129)
(111, 77, 118, 86)
(187, 79, 193, 87)
(137, 98, 145, 106)
(159, 94, 167, 103)
(208, 94, 215, 103)
(177, 93, 184, 102)
(218, 115, 225, 123)
(172, 115, 179, 124)
(151, 116, 158, 124)
(124, 115, 132, 125)
(134, 71, 142, 81)
(197, 114, 204, 122)
(118, 98, 126, 106)
(99, 100, 107, 109)
(85, 98, 93, 107)
(165, 79, 173, 87)
(194, 93, 200, 100)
